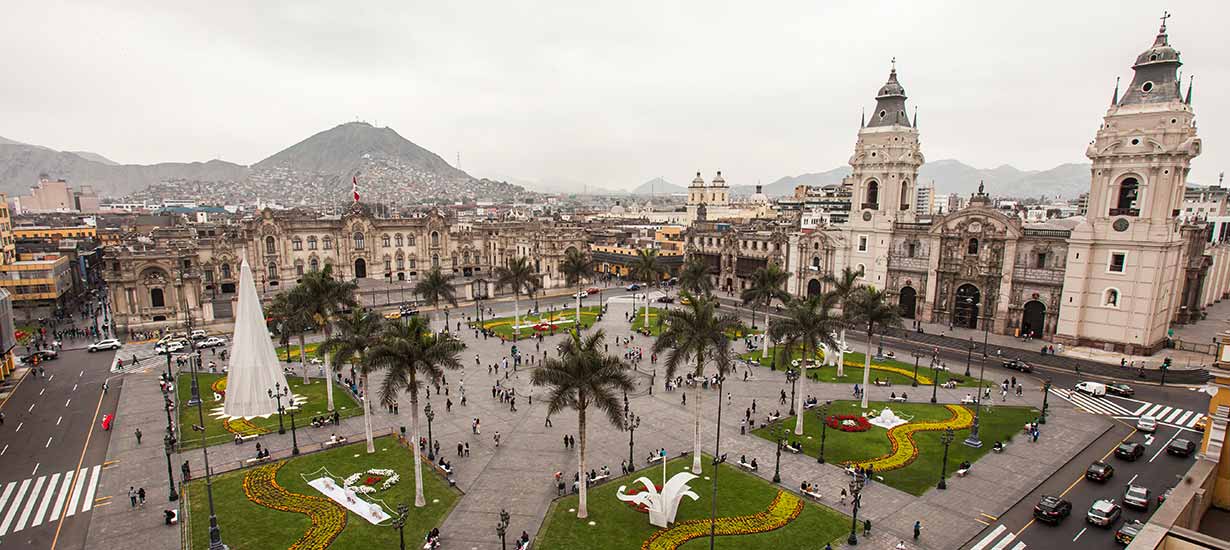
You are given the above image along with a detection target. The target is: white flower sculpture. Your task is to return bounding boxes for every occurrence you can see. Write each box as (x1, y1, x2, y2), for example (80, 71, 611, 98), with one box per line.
(342, 468, 400, 493)
(616, 471, 700, 528)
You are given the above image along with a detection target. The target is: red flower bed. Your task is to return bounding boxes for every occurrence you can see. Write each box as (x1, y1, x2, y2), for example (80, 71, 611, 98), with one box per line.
(363, 475, 384, 486)
(825, 415, 872, 432)
(620, 484, 664, 513)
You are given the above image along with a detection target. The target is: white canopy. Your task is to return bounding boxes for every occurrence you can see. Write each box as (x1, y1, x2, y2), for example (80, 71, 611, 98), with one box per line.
(223, 259, 290, 419)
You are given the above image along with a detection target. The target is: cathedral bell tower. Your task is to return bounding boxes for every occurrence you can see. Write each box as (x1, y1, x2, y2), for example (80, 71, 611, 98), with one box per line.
(842, 60, 925, 288)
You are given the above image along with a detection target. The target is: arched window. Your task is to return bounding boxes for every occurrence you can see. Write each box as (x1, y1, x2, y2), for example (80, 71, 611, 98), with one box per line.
(865, 181, 879, 207)
(150, 288, 165, 308)
(432, 253, 440, 268)
(967, 238, 979, 255)
(292, 238, 302, 251)
(1115, 177, 1140, 213)
(907, 242, 917, 258)
(396, 257, 405, 270)
(353, 232, 365, 250)
(310, 258, 319, 271)
(395, 234, 403, 247)
(382, 234, 391, 248)
(268, 263, 278, 281)
(307, 236, 318, 250)
(900, 180, 911, 211)
(265, 236, 276, 255)
(408, 234, 416, 246)
(295, 260, 304, 276)
(811, 256, 821, 268)
(431, 231, 440, 247)
(221, 263, 232, 279)
(385, 258, 392, 272)
(323, 237, 333, 250)
(1104, 288, 1120, 307)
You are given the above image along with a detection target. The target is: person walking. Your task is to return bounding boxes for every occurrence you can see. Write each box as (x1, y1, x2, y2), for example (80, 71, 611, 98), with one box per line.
(135, 428, 142, 444)
(913, 520, 921, 540)
(128, 487, 137, 508)
(138, 487, 146, 507)
(863, 519, 871, 536)
(494, 432, 501, 447)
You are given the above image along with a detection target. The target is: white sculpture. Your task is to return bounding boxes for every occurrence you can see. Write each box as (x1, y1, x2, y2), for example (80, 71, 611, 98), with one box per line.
(615, 472, 700, 528)
(868, 407, 909, 430)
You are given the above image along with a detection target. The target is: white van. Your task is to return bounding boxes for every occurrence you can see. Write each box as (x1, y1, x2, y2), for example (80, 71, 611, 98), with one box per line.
(1136, 415, 1158, 433)
(1075, 381, 1106, 397)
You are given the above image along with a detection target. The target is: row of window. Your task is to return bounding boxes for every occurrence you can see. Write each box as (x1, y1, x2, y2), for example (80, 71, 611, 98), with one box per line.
(270, 232, 444, 254)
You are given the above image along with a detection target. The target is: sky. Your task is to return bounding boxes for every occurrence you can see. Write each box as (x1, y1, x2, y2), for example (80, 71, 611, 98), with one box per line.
(2, 1, 1227, 190)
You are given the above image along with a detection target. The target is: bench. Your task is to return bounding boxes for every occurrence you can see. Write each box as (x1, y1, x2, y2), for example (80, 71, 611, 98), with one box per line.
(737, 461, 758, 472)
(844, 466, 859, 477)
(244, 456, 272, 467)
(648, 455, 664, 464)
(323, 437, 348, 449)
(516, 540, 531, 550)
(590, 474, 610, 484)
(785, 444, 803, 454)
(955, 468, 969, 477)
(234, 434, 260, 444)
(438, 464, 453, 475)
(803, 402, 818, 410)
(889, 396, 908, 403)
(766, 415, 780, 424)
(803, 489, 823, 501)
(960, 397, 978, 405)
(873, 380, 892, 387)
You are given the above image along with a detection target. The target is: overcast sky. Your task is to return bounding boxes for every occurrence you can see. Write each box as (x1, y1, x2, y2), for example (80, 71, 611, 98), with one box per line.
(2, 1, 1226, 190)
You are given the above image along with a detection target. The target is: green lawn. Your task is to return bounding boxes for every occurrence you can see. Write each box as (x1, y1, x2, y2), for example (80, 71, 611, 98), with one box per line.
(752, 400, 1038, 495)
(630, 307, 667, 336)
(184, 436, 458, 550)
(477, 305, 602, 338)
(740, 347, 987, 388)
(536, 456, 848, 549)
(275, 342, 322, 362)
(175, 372, 363, 450)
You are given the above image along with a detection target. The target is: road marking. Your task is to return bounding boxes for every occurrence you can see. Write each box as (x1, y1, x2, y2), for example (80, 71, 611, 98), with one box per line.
(45, 436, 53, 448)
(1144, 434, 1154, 445)
(48, 472, 72, 519)
(64, 399, 71, 408)
(1155, 406, 1173, 420)
(1163, 408, 1183, 423)
(71, 384, 76, 392)
(0, 483, 15, 524)
(989, 532, 1017, 550)
(15, 422, 22, 432)
(80, 465, 100, 512)
(0, 444, 6, 456)
(0, 479, 31, 535)
(970, 525, 1008, 550)
(78, 370, 83, 377)
(980, 512, 999, 521)
(1009, 543, 1026, 550)
(1175, 411, 1194, 427)
(1152, 431, 1181, 463)
(39, 388, 44, 396)
(1187, 414, 1205, 428)
(1144, 404, 1164, 417)
(31, 472, 60, 527)
(14, 476, 45, 532)
(974, 517, 991, 525)
(1132, 403, 1151, 415)
(1073, 527, 1087, 541)
(47, 374, 53, 382)
(64, 470, 86, 518)
(31, 463, 39, 476)
(56, 415, 62, 426)
(1129, 473, 1139, 484)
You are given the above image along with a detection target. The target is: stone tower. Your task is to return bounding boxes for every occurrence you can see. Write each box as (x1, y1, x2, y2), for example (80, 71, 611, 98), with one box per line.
(687, 171, 706, 207)
(842, 61, 925, 288)
(1057, 15, 1202, 353)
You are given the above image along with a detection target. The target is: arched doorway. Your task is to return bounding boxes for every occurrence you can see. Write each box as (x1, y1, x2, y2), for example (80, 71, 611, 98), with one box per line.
(725, 278, 734, 292)
(953, 284, 980, 329)
(806, 279, 822, 298)
(898, 287, 917, 319)
(1021, 301, 1045, 338)
(354, 258, 367, 279)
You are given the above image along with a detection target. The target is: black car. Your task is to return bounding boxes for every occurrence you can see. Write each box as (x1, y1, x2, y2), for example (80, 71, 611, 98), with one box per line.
(1032, 495, 1072, 524)
(1116, 519, 1145, 544)
(1167, 438, 1197, 457)
(21, 350, 58, 363)
(1116, 442, 1145, 461)
(1001, 359, 1032, 373)
(1086, 461, 1115, 481)
(656, 296, 675, 303)
(1106, 383, 1135, 397)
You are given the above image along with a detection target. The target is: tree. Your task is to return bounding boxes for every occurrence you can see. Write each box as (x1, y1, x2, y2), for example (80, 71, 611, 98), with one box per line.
(559, 248, 595, 332)
(846, 286, 903, 408)
(678, 256, 713, 297)
(367, 316, 464, 507)
(415, 267, 458, 333)
(741, 264, 790, 364)
(284, 286, 317, 384)
(494, 256, 542, 341)
(318, 308, 383, 452)
(652, 291, 739, 474)
(822, 266, 864, 377)
(629, 249, 666, 329)
(769, 294, 843, 434)
(531, 330, 634, 518)
(265, 291, 295, 367)
(298, 265, 358, 411)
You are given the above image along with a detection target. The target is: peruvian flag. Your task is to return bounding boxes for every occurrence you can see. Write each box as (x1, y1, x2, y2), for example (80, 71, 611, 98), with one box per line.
(352, 174, 360, 202)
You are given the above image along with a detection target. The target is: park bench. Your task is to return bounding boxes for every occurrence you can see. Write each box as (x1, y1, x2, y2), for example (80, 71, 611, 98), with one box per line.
(590, 474, 610, 484)
(647, 454, 664, 464)
(889, 396, 908, 403)
(244, 455, 272, 467)
(961, 396, 978, 405)
(766, 414, 780, 423)
(323, 437, 348, 449)
(785, 443, 803, 454)
(737, 460, 758, 472)
(955, 468, 970, 477)
(873, 379, 892, 387)
(438, 463, 453, 475)
(803, 489, 823, 501)
(233, 434, 259, 444)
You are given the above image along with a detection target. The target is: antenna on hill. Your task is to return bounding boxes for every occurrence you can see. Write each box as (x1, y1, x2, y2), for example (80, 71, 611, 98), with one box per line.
(456, 152, 461, 169)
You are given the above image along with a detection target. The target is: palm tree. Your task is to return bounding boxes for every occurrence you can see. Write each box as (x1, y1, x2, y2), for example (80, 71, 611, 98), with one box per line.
(531, 330, 634, 519)
(494, 256, 542, 341)
(823, 266, 864, 377)
(769, 294, 844, 434)
(318, 308, 383, 452)
(559, 248, 595, 332)
(284, 286, 317, 384)
(678, 256, 713, 297)
(652, 291, 739, 474)
(415, 267, 458, 334)
(846, 286, 903, 409)
(265, 291, 295, 365)
(367, 316, 464, 507)
(629, 249, 665, 328)
(297, 265, 358, 411)
(741, 264, 790, 364)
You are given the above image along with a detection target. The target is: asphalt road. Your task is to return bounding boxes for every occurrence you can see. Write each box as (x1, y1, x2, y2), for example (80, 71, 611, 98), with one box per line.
(0, 345, 119, 550)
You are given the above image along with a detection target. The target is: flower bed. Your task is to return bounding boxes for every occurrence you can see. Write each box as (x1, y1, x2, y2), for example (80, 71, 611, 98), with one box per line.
(343, 468, 399, 494)
(844, 404, 974, 472)
(641, 490, 803, 550)
(224, 417, 269, 436)
(243, 462, 348, 550)
(841, 360, 934, 385)
(824, 415, 872, 432)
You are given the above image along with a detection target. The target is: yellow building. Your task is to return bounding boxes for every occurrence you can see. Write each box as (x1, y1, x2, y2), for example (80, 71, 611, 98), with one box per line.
(590, 244, 683, 278)
(0, 255, 73, 309)
(0, 195, 14, 266)
(12, 225, 97, 242)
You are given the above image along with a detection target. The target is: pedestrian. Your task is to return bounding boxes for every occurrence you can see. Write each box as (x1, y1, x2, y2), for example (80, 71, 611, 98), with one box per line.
(494, 431, 501, 447)
(840, 488, 847, 505)
(129, 486, 137, 507)
(0, 411, 5, 425)
(138, 487, 146, 507)
(564, 434, 569, 449)
(545, 415, 553, 428)
(863, 518, 871, 535)
(464, 442, 470, 457)
(752, 399, 757, 414)
(913, 520, 921, 540)
(135, 428, 142, 444)
(681, 393, 686, 406)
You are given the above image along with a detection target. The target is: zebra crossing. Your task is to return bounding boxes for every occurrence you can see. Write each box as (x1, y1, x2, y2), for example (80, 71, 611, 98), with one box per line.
(969, 524, 1025, 550)
(0, 465, 100, 536)
(1050, 388, 1205, 430)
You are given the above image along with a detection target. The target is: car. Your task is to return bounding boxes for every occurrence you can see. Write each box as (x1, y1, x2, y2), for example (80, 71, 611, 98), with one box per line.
(1106, 383, 1135, 397)
(1086, 461, 1115, 481)
(190, 329, 208, 340)
(1115, 442, 1146, 461)
(1086, 499, 1121, 527)
(1075, 381, 1107, 396)
(625, 284, 640, 291)
(1116, 519, 1145, 545)
(21, 349, 58, 363)
(399, 306, 419, 317)
(1124, 484, 1151, 509)
(656, 296, 675, 303)
(1001, 359, 1032, 372)
(1167, 438, 1197, 457)
(155, 340, 187, 354)
(88, 339, 122, 352)
(1136, 415, 1158, 433)
(571, 291, 588, 299)
(586, 287, 600, 294)
(680, 296, 692, 306)
(384, 311, 404, 320)
(196, 336, 227, 349)
(101, 414, 114, 431)
(1032, 495, 1072, 524)
(1194, 416, 1210, 432)
(1158, 487, 1174, 505)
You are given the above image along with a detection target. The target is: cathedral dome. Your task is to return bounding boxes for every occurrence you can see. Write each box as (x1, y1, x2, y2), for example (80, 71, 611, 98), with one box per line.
(610, 201, 626, 215)
(749, 185, 769, 204)
(1119, 15, 1184, 106)
(867, 61, 912, 128)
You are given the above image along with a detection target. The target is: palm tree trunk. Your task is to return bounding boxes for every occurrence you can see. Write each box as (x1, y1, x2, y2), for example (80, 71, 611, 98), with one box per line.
(577, 407, 589, 518)
(362, 372, 375, 453)
(410, 382, 426, 507)
(513, 293, 520, 342)
(576, 283, 582, 332)
(761, 304, 771, 361)
(324, 325, 335, 411)
(692, 382, 703, 474)
(709, 383, 724, 546)
(795, 344, 807, 435)
(444, 308, 450, 334)
(644, 289, 650, 328)
(298, 333, 308, 385)
(836, 328, 847, 377)
(860, 328, 873, 409)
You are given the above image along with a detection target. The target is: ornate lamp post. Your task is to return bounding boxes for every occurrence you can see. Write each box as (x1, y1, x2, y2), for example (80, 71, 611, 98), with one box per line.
(391, 503, 409, 550)
(496, 508, 510, 550)
(165, 352, 174, 383)
(964, 337, 974, 377)
(425, 402, 436, 461)
(163, 432, 178, 502)
(930, 359, 941, 404)
(937, 427, 955, 489)
(287, 399, 300, 455)
(189, 353, 228, 550)
(816, 401, 831, 464)
(625, 407, 640, 470)
(268, 383, 288, 434)
(847, 474, 866, 545)
(910, 351, 924, 387)
(771, 422, 785, 483)
(785, 368, 800, 416)
(164, 395, 176, 437)
(1040, 379, 1052, 425)
(964, 353, 988, 448)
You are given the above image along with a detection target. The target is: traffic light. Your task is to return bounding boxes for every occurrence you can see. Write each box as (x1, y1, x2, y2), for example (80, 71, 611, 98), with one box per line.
(1162, 357, 1172, 369)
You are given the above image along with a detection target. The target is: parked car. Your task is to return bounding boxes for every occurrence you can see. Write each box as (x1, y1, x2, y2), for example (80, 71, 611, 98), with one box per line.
(1123, 484, 1151, 509)
(1194, 416, 1210, 432)
(1106, 383, 1135, 397)
(1075, 381, 1107, 397)
(572, 291, 588, 299)
(1032, 495, 1072, 524)
(1086, 499, 1121, 527)
(1001, 359, 1032, 372)
(625, 284, 641, 291)
(1158, 487, 1174, 505)
(1115, 442, 1145, 461)
(190, 329, 208, 340)
(155, 340, 187, 354)
(88, 339, 123, 352)
(21, 350, 58, 363)
(196, 336, 227, 349)
(1116, 519, 1145, 545)
(656, 296, 675, 303)
(1167, 438, 1197, 457)
(384, 311, 404, 320)
(101, 414, 114, 431)
(1086, 461, 1115, 481)
(1136, 415, 1158, 433)
(399, 306, 419, 317)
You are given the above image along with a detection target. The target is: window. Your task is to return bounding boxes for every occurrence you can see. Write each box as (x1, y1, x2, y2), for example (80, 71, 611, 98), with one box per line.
(385, 258, 392, 272)
(150, 288, 165, 308)
(292, 238, 302, 251)
(268, 263, 278, 280)
(907, 242, 917, 258)
(203, 270, 213, 283)
(221, 264, 232, 279)
(324, 237, 333, 250)
(865, 181, 879, 206)
(967, 238, 979, 255)
(353, 232, 365, 250)
(1109, 252, 1126, 273)
(900, 182, 911, 211)
(396, 257, 404, 270)
(431, 231, 440, 247)
(395, 234, 403, 247)
(858, 236, 868, 252)
(307, 236, 318, 250)
(408, 234, 416, 246)
(1104, 288, 1120, 307)
(811, 256, 821, 269)
(382, 234, 391, 248)
(310, 258, 319, 271)
(1035, 252, 1047, 268)
(295, 262, 304, 276)
(265, 236, 276, 255)
(1115, 178, 1139, 212)
(432, 254, 440, 268)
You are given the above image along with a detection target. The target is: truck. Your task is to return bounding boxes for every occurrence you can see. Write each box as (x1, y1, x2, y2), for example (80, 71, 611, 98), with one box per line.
(1074, 381, 1106, 397)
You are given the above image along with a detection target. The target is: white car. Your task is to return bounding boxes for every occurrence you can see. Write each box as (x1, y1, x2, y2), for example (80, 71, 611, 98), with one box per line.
(88, 339, 122, 352)
(572, 291, 588, 298)
(190, 329, 208, 340)
(196, 336, 227, 349)
(1136, 415, 1158, 433)
(155, 340, 187, 354)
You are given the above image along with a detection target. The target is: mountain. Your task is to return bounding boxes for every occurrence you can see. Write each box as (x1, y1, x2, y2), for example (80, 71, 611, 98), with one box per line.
(629, 177, 685, 196)
(0, 143, 248, 198)
(67, 151, 119, 165)
(506, 176, 620, 195)
(758, 160, 1092, 199)
(756, 167, 853, 196)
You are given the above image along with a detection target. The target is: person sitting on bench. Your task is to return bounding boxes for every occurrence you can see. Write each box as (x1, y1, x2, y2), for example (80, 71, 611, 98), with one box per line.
(890, 392, 896, 400)
(164, 509, 177, 525)
(992, 441, 1004, 452)
(750, 458, 758, 470)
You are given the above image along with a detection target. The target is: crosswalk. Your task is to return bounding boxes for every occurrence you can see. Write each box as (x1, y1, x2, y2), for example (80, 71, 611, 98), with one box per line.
(0, 465, 100, 536)
(1050, 388, 1205, 430)
(969, 525, 1025, 550)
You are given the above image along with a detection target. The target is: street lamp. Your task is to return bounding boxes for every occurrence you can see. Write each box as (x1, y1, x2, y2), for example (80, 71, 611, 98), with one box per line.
(496, 508, 510, 550)
(964, 353, 988, 448)
(625, 408, 641, 471)
(816, 401, 831, 464)
(965, 337, 974, 377)
(425, 402, 436, 461)
(189, 353, 228, 550)
(391, 503, 409, 550)
(163, 433, 178, 502)
(937, 427, 955, 490)
(771, 422, 786, 484)
(785, 368, 800, 416)
(268, 383, 288, 434)
(910, 351, 924, 387)
(846, 474, 866, 545)
(1040, 379, 1052, 425)
(930, 360, 940, 404)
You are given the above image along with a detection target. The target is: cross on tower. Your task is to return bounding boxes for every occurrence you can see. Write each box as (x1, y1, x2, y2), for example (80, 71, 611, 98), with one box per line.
(891, 57, 896, 71)
(1159, 11, 1170, 32)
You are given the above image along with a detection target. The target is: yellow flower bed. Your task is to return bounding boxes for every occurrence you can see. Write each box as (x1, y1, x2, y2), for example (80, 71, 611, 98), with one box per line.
(841, 359, 934, 386)
(846, 405, 974, 472)
(642, 490, 803, 550)
(223, 417, 269, 436)
(243, 462, 348, 550)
